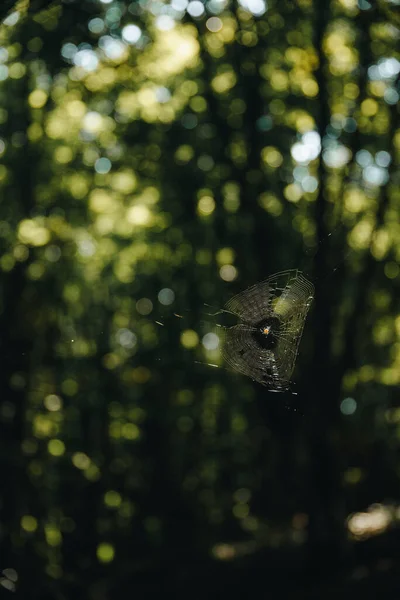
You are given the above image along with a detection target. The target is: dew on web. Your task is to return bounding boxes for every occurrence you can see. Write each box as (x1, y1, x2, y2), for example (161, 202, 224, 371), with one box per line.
(156, 270, 314, 394)
(211, 270, 314, 392)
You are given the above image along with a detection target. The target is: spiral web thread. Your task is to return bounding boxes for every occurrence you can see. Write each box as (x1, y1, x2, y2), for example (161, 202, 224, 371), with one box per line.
(215, 270, 314, 391)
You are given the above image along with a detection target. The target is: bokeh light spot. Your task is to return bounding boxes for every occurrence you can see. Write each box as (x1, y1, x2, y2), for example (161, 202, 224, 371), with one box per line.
(158, 288, 175, 305)
(44, 394, 63, 411)
(104, 490, 122, 508)
(21, 515, 37, 533)
(187, 1, 205, 17)
(136, 298, 153, 315)
(202, 332, 220, 350)
(340, 397, 357, 415)
(116, 328, 137, 349)
(219, 264, 238, 281)
(96, 542, 115, 563)
(72, 452, 91, 470)
(127, 205, 151, 226)
(94, 157, 112, 174)
(28, 90, 48, 109)
(122, 24, 142, 44)
(197, 196, 215, 216)
(206, 17, 223, 32)
(48, 439, 65, 457)
(180, 329, 199, 348)
(88, 18, 105, 34)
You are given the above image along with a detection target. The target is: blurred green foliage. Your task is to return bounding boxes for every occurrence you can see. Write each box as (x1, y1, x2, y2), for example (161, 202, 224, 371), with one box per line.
(0, 0, 399, 597)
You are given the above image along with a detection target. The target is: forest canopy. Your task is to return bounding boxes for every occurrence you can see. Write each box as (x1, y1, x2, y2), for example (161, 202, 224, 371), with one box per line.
(0, 0, 399, 597)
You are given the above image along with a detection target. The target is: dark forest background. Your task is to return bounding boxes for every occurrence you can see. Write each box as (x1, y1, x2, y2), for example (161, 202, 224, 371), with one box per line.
(0, 0, 399, 598)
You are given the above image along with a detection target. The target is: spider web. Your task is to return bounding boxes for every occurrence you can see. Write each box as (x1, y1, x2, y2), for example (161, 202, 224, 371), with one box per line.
(214, 270, 314, 391)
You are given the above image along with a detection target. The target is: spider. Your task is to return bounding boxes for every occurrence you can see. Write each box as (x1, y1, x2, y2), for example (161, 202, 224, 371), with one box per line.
(214, 270, 314, 392)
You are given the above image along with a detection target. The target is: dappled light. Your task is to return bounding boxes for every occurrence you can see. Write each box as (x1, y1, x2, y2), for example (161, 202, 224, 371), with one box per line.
(0, 0, 399, 597)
